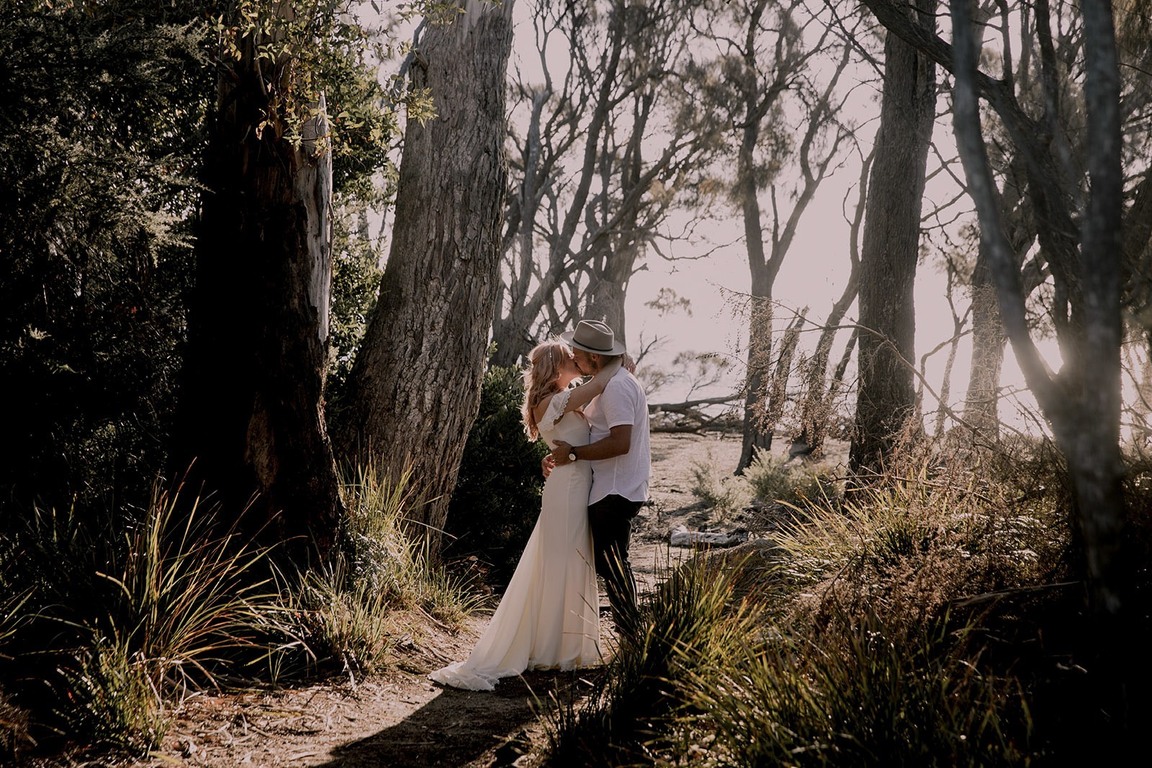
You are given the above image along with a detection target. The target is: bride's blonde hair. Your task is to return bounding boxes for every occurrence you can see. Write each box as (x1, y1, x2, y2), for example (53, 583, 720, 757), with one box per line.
(521, 340, 569, 440)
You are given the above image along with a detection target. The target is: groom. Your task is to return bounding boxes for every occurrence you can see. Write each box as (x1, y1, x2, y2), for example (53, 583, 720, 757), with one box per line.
(552, 319, 651, 639)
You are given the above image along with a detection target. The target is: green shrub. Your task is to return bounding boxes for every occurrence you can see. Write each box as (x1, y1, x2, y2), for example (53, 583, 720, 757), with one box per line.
(689, 457, 748, 514)
(745, 451, 842, 510)
(444, 365, 548, 586)
(679, 611, 1030, 767)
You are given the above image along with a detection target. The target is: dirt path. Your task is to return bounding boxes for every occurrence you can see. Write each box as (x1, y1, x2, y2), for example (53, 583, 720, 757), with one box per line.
(129, 432, 763, 768)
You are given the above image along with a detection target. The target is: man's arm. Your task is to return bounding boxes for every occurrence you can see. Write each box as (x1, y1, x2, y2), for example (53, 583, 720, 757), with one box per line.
(552, 424, 631, 466)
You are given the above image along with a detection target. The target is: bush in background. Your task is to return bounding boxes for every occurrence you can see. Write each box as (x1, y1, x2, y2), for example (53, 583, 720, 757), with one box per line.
(444, 365, 548, 587)
(745, 451, 842, 510)
(542, 434, 1151, 765)
(689, 456, 749, 516)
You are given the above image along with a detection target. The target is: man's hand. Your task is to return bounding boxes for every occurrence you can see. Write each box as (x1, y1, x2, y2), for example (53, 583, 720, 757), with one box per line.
(551, 440, 574, 466)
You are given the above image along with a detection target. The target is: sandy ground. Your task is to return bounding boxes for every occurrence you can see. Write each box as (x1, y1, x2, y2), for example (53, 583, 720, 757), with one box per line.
(105, 431, 806, 768)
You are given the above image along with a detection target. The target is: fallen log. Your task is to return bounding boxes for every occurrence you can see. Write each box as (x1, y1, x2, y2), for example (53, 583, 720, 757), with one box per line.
(648, 393, 742, 434)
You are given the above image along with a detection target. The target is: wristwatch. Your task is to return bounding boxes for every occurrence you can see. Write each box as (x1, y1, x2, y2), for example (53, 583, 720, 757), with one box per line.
(567, 447, 578, 462)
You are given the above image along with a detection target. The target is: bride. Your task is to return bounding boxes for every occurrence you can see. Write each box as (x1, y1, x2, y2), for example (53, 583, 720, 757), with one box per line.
(429, 340, 619, 691)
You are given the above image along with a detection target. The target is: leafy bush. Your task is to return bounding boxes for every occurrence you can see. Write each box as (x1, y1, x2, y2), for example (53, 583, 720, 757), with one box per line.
(689, 457, 748, 514)
(745, 451, 842, 509)
(444, 365, 548, 586)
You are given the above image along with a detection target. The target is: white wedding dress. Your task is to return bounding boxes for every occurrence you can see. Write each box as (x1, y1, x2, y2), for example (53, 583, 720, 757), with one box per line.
(429, 390, 601, 691)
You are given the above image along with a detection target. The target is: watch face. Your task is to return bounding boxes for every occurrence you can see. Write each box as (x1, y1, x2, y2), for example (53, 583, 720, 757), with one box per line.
(568, 452, 577, 461)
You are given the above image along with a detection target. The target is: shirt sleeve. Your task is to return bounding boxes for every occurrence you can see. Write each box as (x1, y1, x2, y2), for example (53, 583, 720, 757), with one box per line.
(600, 377, 639, 428)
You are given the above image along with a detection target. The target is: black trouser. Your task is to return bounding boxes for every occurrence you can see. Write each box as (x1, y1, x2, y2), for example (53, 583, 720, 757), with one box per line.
(588, 494, 642, 637)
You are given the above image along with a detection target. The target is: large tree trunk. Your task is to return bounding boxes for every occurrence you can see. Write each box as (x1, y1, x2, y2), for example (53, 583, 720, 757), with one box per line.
(334, 0, 514, 550)
(849, 0, 937, 478)
(175, 61, 343, 564)
(951, 0, 1126, 620)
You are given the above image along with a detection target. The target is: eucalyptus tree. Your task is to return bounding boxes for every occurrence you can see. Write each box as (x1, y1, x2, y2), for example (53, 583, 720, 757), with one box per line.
(683, 0, 862, 472)
(174, 0, 397, 565)
(490, 0, 726, 368)
(334, 0, 516, 549)
(849, 0, 938, 478)
(951, 0, 1127, 621)
(862, 0, 1152, 622)
(949, 1, 1152, 441)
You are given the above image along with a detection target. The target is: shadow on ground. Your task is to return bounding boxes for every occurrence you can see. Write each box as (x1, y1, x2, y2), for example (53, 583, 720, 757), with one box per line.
(315, 670, 593, 768)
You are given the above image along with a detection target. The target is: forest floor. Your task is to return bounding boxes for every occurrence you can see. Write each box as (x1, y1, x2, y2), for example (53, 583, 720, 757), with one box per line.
(100, 430, 844, 768)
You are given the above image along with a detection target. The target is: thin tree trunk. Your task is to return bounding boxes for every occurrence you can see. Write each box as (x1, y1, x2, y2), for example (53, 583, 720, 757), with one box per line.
(850, 0, 937, 478)
(962, 245, 1006, 437)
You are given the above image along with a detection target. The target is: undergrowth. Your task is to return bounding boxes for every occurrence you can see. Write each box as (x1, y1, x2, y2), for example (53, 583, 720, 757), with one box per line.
(542, 433, 1152, 766)
(0, 461, 480, 762)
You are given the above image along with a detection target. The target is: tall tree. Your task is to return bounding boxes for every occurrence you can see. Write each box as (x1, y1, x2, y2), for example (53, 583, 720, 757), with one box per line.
(683, 0, 860, 472)
(491, 0, 724, 367)
(334, 0, 515, 549)
(865, 0, 1151, 624)
(951, 0, 1126, 617)
(850, 0, 938, 478)
(174, 1, 391, 565)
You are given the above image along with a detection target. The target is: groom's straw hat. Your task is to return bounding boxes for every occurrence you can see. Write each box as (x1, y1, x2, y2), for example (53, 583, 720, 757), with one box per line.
(561, 319, 627, 355)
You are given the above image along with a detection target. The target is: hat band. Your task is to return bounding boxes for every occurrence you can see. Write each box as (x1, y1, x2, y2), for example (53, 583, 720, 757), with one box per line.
(579, 338, 614, 352)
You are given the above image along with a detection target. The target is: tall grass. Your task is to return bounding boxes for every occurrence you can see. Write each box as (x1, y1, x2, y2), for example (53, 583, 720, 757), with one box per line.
(0, 486, 286, 755)
(341, 460, 484, 626)
(278, 461, 485, 682)
(0, 459, 488, 758)
(544, 556, 771, 766)
(679, 610, 1030, 767)
(541, 438, 1090, 766)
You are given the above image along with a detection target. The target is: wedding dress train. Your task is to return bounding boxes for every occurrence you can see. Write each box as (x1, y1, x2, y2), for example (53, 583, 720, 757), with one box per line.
(429, 391, 601, 691)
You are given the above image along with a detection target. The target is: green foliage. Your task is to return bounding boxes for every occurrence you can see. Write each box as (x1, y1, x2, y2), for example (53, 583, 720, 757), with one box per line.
(745, 451, 843, 510)
(444, 365, 549, 586)
(545, 556, 770, 766)
(288, 562, 399, 679)
(0, 1, 209, 514)
(210, 0, 403, 195)
(0, 0, 408, 519)
(326, 200, 385, 400)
